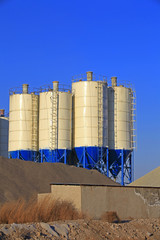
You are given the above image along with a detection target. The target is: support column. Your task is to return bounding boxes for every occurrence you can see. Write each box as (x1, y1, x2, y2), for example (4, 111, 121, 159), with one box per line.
(106, 148, 109, 177)
(132, 151, 134, 182)
(55, 149, 57, 162)
(83, 147, 86, 168)
(64, 149, 67, 164)
(100, 147, 103, 171)
(52, 150, 54, 162)
(129, 153, 132, 183)
(40, 150, 43, 163)
(18, 150, 20, 159)
(121, 149, 124, 186)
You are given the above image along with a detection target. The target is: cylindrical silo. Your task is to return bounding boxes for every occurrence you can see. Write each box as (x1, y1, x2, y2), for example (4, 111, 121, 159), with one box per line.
(0, 110, 9, 158)
(108, 77, 134, 184)
(39, 82, 72, 163)
(72, 72, 108, 170)
(9, 84, 39, 161)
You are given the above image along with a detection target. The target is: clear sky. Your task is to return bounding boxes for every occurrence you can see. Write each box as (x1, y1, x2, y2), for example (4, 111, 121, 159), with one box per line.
(0, 0, 160, 179)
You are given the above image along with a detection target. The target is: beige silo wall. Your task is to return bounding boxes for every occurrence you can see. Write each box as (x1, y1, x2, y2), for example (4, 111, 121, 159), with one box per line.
(39, 91, 72, 150)
(9, 93, 39, 152)
(108, 86, 132, 150)
(72, 80, 108, 148)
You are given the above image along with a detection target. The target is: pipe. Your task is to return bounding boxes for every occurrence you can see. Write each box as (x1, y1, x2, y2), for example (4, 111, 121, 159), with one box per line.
(0, 109, 5, 117)
(111, 77, 117, 87)
(53, 81, 59, 91)
(86, 71, 93, 81)
(23, 84, 29, 94)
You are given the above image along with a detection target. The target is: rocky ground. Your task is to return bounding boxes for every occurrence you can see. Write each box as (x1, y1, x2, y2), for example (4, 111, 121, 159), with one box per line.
(0, 219, 160, 240)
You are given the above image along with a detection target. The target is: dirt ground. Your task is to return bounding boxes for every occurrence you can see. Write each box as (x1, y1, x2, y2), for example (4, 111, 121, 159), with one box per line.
(1, 157, 159, 239)
(0, 218, 160, 240)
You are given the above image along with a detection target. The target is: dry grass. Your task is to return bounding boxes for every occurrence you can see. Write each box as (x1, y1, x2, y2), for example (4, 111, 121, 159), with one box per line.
(0, 196, 82, 224)
(100, 211, 121, 223)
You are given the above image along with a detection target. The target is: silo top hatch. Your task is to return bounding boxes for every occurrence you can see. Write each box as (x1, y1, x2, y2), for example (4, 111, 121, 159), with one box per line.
(72, 71, 107, 83)
(9, 84, 39, 95)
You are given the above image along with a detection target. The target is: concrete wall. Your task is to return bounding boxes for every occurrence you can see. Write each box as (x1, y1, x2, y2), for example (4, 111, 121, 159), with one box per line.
(38, 185, 82, 211)
(38, 184, 160, 219)
(81, 186, 160, 219)
(50, 185, 82, 211)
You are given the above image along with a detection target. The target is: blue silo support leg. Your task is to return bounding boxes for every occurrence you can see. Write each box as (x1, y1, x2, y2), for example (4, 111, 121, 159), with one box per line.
(54, 150, 56, 162)
(83, 147, 86, 168)
(56, 149, 58, 162)
(18, 150, 20, 159)
(132, 151, 134, 182)
(121, 149, 124, 186)
(51, 150, 53, 162)
(52, 150, 54, 162)
(106, 148, 109, 177)
(40, 150, 43, 163)
(101, 147, 103, 171)
(31, 152, 36, 162)
(64, 149, 67, 164)
(129, 153, 132, 183)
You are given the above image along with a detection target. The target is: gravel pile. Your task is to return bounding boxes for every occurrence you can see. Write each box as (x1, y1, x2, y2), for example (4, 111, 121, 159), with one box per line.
(129, 167, 160, 187)
(0, 157, 119, 204)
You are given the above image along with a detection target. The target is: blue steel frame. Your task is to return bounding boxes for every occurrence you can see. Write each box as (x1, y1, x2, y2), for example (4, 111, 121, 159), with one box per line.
(39, 149, 68, 163)
(9, 148, 133, 185)
(106, 149, 133, 185)
(74, 147, 108, 174)
(8, 150, 39, 162)
(74, 146, 133, 185)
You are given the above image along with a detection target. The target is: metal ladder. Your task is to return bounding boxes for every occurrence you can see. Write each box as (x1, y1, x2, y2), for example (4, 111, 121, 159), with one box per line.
(32, 93, 38, 152)
(97, 82, 103, 165)
(50, 90, 58, 152)
(114, 88, 118, 149)
(131, 90, 136, 149)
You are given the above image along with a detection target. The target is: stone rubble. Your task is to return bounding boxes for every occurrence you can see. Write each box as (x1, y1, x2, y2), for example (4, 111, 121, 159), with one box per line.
(0, 218, 160, 239)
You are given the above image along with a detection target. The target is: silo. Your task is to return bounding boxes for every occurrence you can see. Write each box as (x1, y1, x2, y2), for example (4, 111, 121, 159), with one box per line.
(108, 77, 136, 185)
(39, 81, 72, 163)
(0, 110, 9, 158)
(72, 72, 108, 171)
(9, 84, 39, 161)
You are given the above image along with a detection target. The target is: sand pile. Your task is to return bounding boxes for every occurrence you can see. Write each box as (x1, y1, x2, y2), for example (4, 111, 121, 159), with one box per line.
(129, 167, 160, 187)
(0, 157, 119, 204)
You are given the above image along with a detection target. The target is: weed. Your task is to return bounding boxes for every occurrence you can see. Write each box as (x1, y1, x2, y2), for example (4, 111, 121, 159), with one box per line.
(0, 196, 82, 224)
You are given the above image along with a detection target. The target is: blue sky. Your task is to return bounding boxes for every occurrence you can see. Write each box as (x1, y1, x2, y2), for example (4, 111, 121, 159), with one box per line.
(0, 0, 160, 179)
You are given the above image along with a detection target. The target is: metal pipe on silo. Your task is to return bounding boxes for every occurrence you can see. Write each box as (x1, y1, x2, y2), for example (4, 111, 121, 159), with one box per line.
(53, 81, 59, 91)
(86, 71, 93, 81)
(111, 77, 117, 87)
(23, 84, 29, 94)
(0, 109, 5, 117)
(0, 109, 9, 158)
